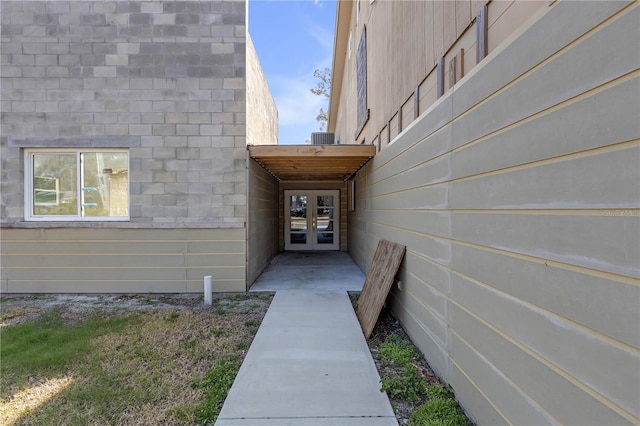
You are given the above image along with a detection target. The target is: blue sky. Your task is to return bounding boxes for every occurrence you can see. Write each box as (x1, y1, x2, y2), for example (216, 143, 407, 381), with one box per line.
(249, 0, 337, 145)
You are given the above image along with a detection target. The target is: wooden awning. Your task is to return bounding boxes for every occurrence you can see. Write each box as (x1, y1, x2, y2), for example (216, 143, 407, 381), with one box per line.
(248, 145, 375, 181)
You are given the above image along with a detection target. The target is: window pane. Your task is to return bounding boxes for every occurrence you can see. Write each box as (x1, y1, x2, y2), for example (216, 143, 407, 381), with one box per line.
(290, 232, 307, 244)
(33, 153, 78, 216)
(356, 26, 368, 137)
(81, 152, 128, 217)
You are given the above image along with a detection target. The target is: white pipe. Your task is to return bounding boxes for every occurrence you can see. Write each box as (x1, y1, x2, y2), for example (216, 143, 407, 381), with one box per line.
(204, 275, 212, 305)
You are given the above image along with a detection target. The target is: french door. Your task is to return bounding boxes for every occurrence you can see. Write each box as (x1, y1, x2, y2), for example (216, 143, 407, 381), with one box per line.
(284, 190, 339, 251)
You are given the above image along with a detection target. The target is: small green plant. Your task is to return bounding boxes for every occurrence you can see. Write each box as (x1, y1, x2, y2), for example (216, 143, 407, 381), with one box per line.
(233, 293, 250, 301)
(192, 357, 241, 424)
(407, 385, 472, 426)
(244, 319, 259, 327)
(373, 333, 472, 425)
(140, 295, 155, 305)
(425, 384, 451, 400)
(181, 340, 197, 350)
(380, 334, 421, 366)
(377, 334, 426, 402)
(211, 328, 229, 338)
(380, 365, 426, 403)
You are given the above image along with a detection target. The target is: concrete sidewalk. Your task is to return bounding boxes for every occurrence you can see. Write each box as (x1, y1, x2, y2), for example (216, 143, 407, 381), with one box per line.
(215, 290, 398, 425)
(249, 252, 366, 293)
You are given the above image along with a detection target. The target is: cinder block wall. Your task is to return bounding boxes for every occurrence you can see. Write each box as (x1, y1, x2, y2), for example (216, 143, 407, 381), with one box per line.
(246, 35, 277, 146)
(0, 1, 251, 293)
(349, 2, 639, 424)
(1, 0, 247, 225)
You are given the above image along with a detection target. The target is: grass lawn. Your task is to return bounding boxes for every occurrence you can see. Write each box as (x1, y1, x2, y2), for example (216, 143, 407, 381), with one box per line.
(0, 294, 272, 425)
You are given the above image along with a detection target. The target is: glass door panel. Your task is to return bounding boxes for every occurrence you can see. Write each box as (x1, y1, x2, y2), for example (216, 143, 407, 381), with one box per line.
(316, 195, 334, 245)
(289, 195, 307, 245)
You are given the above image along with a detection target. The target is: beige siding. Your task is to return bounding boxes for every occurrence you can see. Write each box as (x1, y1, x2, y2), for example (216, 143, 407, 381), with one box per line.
(348, 2, 640, 424)
(331, 0, 546, 148)
(1, 227, 246, 293)
(247, 160, 279, 286)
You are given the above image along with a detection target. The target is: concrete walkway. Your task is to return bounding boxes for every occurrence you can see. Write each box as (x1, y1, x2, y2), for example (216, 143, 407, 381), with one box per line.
(248, 251, 366, 293)
(216, 254, 398, 425)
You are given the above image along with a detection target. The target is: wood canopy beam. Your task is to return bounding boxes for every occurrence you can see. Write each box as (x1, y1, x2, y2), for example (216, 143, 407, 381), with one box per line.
(248, 144, 376, 182)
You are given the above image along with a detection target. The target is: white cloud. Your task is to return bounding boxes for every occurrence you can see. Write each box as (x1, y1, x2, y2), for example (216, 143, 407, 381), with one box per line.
(269, 73, 329, 143)
(272, 75, 325, 127)
(307, 21, 334, 51)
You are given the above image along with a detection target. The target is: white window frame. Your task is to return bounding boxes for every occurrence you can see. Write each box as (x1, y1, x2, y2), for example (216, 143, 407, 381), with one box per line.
(25, 148, 130, 222)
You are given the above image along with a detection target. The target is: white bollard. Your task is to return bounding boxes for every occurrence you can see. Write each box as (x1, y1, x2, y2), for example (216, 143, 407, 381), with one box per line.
(204, 275, 212, 305)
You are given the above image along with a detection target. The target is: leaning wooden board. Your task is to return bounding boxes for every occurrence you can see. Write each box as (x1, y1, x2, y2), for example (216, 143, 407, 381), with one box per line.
(356, 240, 406, 339)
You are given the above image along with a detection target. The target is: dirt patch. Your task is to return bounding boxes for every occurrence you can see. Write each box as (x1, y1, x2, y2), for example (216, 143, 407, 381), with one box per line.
(0, 293, 268, 327)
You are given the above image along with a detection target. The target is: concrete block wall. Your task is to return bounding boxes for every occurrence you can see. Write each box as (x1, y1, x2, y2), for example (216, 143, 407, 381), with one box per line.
(1, 0, 248, 225)
(246, 35, 277, 146)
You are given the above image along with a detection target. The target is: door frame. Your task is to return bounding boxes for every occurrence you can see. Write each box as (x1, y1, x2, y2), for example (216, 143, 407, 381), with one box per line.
(284, 189, 340, 251)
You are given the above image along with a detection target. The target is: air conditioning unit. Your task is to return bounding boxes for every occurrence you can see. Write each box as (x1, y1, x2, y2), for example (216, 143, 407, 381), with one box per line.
(311, 132, 335, 145)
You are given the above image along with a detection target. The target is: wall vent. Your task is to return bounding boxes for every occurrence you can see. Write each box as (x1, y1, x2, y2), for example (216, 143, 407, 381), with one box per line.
(311, 132, 335, 145)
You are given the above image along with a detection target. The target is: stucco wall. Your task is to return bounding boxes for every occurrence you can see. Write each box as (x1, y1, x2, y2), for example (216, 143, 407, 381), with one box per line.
(246, 35, 278, 146)
(1, 0, 248, 226)
(348, 1, 639, 424)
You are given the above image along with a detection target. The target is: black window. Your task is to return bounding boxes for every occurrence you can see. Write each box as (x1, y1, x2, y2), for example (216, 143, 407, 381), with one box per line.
(355, 26, 369, 139)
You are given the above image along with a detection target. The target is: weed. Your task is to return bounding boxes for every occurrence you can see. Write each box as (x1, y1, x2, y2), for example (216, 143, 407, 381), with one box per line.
(171, 404, 196, 423)
(181, 340, 197, 350)
(140, 295, 155, 305)
(233, 293, 250, 301)
(244, 319, 259, 327)
(235, 340, 249, 351)
(192, 357, 241, 424)
(380, 365, 426, 403)
(380, 334, 421, 366)
(371, 326, 472, 425)
(212, 328, 229, 338)
(408, 385, 472, 426)
(213, 307, 230, 315)
(165, 311, 180, 322)
(425, 384, 452, 400)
